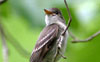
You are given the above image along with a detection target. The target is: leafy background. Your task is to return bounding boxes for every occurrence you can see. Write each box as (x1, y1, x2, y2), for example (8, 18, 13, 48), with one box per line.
(0, 0, 100, 62)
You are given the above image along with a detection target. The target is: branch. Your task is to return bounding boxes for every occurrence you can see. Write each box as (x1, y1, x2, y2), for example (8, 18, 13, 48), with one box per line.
(69, 31, 100, 43)
(0, 21, 8, 62)
(62, 0, 72, 35)
(0, 0, 7, 5)
(0, 0, 30, 58)
(5, 32, 31, 58)
(0, 1, 8, 61)
(1, 23, 30, 58)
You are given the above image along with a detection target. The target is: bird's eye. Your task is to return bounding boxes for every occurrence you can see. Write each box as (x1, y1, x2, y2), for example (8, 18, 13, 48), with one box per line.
(55, 11, 58, 14)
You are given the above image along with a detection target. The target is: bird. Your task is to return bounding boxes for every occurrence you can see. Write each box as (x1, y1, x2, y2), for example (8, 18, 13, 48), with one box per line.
(30, 8, 68, 62)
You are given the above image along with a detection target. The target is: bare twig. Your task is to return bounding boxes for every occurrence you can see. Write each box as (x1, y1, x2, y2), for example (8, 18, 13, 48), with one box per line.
(0, 0, 7, 5)
(62, 0, 72, 35)
(0, 0, 30, 58)
(1, 23, 30, 58)
(69, 31, 100, 43)
(0, 22, 8, 62)
(5, 31, 31, 58)
(0, 22, 30, 58)
(0, 1, 8, 62)
(0, 0, 30, 57)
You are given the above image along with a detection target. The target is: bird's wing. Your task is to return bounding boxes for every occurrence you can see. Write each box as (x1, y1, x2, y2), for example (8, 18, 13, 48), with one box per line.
(30, 24, 59, 62)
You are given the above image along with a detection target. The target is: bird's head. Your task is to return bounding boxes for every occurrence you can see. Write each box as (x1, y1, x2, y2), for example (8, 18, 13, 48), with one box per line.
(44, 8, 65, 25)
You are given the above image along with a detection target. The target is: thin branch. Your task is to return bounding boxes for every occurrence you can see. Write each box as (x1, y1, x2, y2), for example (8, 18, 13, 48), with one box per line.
(1, 23, 30, 58)
(0, 0, 7, 5)
(5, 32, 31, 58)
(0, 0, 30, 58)
(0, 1, 8, 62)
(69, 31, 100, 43)
(62, 0, 72, 35)
(0, 22, 8, 62)
(68, 31, 79, 40)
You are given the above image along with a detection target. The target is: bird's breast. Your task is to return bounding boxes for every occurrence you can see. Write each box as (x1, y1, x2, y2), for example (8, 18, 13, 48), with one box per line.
(43, 30, 68, 62)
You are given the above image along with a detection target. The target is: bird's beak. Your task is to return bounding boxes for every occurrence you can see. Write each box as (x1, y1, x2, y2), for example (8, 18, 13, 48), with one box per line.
(44, 9, 53, 15)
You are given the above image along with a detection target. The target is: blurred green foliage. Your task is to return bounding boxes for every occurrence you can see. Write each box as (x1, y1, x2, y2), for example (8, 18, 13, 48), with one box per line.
(0, 0, 100, 62)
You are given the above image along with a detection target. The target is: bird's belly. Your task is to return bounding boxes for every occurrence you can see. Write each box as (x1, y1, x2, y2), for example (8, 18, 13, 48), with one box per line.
(43, 31, 68, 62)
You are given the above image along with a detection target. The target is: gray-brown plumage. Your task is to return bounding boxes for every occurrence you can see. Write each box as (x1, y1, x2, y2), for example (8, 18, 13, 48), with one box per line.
(30, 24, 58, 62)
(30, 8, 68, 62)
